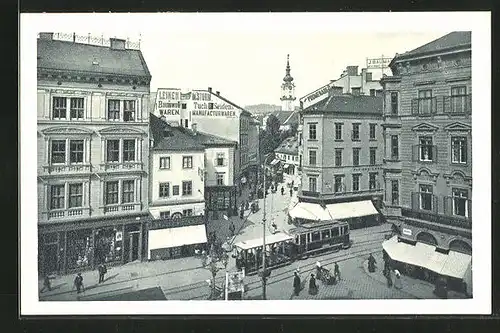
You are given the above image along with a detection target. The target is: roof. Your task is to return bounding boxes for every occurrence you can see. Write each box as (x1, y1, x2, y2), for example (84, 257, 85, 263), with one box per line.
(269, 110, 295, 124)
(282, 110, 299, 126)
(275, 136, 299, 155)
(37, 38, 151, 79)
(393, 31, 471, 62)
(150, 113, 236, 150)
(305, 95, 383, 115)
(205, 91, 253, 117)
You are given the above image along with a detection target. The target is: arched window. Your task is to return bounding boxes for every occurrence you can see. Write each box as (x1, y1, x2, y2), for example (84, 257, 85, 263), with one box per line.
(449, 239, 472, 255)
(416, 231, 438, 246)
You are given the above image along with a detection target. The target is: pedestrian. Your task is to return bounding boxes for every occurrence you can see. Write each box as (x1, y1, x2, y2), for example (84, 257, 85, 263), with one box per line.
(281, 186, 285, 195)
(293, 271, 301, 296)
(40, 274, 52, 293)
(386, 271, 393, 288)
(239, 207, 244, 219)
(368, 253, 377, 273)
(289, 188, 293, 197)
(334, 262, 341, 281)
(245, 200, 249, 211)
(394, 269, 402, 289)
(308, 273, 318, 295)
(73, 272, 84, 294)
(229, 222, 235, 236)
(98, 263, 107, 283)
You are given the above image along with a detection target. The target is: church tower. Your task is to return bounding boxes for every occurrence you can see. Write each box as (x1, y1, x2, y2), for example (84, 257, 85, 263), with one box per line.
(280, 54, 296, 111)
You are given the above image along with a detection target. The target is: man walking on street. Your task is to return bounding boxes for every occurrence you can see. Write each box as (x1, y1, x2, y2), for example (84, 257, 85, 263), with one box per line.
(40, 274, 52, 293)
(229, 222, 236, 237)
(74, 272, 84, 294)
(289, 187, 293, 197)
(334, 262, 341, 281)
(98, 263, 107, 283)
(293, 271, 301, 297)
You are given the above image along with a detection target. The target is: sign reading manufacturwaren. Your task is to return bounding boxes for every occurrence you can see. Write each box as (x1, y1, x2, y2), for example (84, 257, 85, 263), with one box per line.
(366, 57, 392, 68)
(192, 100, 236, 117)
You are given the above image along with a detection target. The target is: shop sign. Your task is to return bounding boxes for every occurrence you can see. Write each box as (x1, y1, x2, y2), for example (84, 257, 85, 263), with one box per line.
(352, 166, 382, 172)
(402, 228, 412, 236)
(157, 89, 181, 101)
(301, 83, 333, 109)
(367, 57, 392, 69)
(191, 91, 212, 101)
(116, 231, 123, 241)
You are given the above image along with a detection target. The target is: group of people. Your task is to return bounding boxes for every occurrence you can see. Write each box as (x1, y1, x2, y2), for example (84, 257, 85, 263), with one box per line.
(292, 261, 341, 298)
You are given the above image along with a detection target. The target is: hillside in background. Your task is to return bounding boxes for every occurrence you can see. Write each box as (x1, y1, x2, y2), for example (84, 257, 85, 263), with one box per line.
(245, 104, 281, 114)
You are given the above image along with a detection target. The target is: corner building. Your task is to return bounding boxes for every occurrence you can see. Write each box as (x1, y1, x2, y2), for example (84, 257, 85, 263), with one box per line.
(36, 33, 152, 275)
(381, 32, 472, 294)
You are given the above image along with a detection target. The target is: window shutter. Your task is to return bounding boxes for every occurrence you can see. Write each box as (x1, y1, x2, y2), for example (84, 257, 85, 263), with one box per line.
(411, 99, 418, 115)
(464, 139, 468, 164)
(412, 145, 419, 161)
(432, 195, 439, 213)
(431, 97, 437, 114)
(433, 145, 438, 162)
(443, 196, 448, 215)
(411, 192, 419, 210)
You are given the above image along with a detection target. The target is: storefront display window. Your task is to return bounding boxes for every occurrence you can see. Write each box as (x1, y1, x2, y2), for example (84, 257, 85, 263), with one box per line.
(66, 229, 93, 269)
(95, 227, 122, 264)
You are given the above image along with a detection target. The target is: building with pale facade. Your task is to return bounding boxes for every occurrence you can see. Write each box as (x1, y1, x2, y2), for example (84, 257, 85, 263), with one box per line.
(274, 136, 299, 176)
(36, 33, 152, 275)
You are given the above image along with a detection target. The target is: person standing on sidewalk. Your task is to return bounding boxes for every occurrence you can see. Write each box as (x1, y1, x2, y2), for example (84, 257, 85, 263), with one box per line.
(98, 263, 107, 283)
(229, 222, 236, 237)
(73, 272, 84, 294)
(40, 274, 52, 293)
(289, 187, 293, 197)
(293, 271, 301, 296)
(308, 274, 318, 295)
(334, 262, 341, 281)
(281, 186, 285, 195)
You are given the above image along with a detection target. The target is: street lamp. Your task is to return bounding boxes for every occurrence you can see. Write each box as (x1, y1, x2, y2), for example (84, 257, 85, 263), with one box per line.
(261, 153, 274, 300)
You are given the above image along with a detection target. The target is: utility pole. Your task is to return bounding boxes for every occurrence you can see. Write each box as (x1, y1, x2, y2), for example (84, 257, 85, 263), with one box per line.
(261, 154, 272, 300)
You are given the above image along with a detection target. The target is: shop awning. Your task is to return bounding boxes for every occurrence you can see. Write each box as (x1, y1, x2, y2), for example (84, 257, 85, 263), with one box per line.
(325, 200, 379, 220)
(234, 232, 293, 250)
(288, 202, 332, 221)
(147, 224, 207, 256)
(382, 236, 472, 279)
(270, 159, 280, 166)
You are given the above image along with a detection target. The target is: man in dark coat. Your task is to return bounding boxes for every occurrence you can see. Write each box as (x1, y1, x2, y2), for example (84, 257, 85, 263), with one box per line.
(229, 222, 236, 237)
(74, 273, 84, 294)
(293, 271, 301, 296)
(334, 262, 341, 281)
(98, 263, 107, 283)
(308, 274, 318, 295)
(289, 188, 293, 197)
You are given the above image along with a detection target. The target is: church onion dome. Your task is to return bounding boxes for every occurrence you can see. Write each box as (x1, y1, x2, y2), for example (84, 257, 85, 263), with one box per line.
(283, 54, 294, 82)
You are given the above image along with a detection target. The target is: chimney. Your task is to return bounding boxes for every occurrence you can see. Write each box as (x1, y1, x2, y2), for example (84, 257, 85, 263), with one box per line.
(39, 32, 54, 40)
(216, 91, 220, 96)
(110, 38, 126, 50)
(347, 66, 359, 76)
(192, 123, 198, 134)
(330, 86, 344, 96)
(208, 87, 212, 93)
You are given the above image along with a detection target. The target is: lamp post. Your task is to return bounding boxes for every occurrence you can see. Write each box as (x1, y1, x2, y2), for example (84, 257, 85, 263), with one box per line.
(261, 153, 273, 300)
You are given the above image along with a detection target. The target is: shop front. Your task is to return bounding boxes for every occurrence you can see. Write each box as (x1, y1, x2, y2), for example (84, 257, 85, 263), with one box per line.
(38, 214, 149, 276)
(205, 185, 238, 219)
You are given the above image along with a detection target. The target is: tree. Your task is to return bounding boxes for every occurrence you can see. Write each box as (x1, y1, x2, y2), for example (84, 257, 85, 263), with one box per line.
(201, 243, 229, 300)
(266, 114, 281, 137)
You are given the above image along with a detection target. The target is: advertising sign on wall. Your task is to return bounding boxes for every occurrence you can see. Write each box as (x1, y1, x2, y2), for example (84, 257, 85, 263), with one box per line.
(192, 96, 237, 117)
(156, 88, 181, 116)
(300, 82, 335, 109)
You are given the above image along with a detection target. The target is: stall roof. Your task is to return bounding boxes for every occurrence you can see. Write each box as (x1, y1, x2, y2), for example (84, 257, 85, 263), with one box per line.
(326, 200, 379, 220)
(233, 232, 293, 250)
(382, 236, 472, 279)
(147, 225, 207, 259)
(288, 202, 332, 221)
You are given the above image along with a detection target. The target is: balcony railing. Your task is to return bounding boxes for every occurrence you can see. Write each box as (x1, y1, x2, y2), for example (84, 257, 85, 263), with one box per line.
(411, 94, 472, 116)
(42, 164, 92, 174)
(103, 203, 141, 214)
(412, 145, 437, 163)
(44, 207, 90, 220)
(99, 162, 143, 172)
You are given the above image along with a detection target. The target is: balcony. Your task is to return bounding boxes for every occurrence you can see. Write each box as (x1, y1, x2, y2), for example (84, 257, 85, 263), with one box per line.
(103, 203, 142, 214)
(43, 207, 91, 221)
(42, 164, 92, 174)
(99, 162, 143, 172)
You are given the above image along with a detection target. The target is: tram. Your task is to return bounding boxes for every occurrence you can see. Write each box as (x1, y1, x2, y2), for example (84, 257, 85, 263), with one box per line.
(232, 221, 351, 275)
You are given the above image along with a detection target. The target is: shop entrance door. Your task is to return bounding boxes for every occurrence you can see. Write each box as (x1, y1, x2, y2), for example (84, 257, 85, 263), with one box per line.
(128, 232, 140, 262)
(42, 243, 59, 275)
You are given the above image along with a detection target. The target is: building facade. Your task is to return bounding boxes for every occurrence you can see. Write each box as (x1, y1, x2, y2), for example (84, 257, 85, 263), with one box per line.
(151, 88, 259, 191)
(280, 54, 296, 111)
(274, 136, 299, 176)
(293, 88, 385, 229)
(37, 33, 152, 275)
(381, 31, 472, 254)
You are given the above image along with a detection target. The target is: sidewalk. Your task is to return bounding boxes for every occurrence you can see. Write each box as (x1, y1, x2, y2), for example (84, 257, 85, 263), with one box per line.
(361, 252, 469, 299)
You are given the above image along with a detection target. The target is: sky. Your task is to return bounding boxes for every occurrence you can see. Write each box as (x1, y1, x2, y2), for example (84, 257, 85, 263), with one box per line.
(25, 13, 471, 106)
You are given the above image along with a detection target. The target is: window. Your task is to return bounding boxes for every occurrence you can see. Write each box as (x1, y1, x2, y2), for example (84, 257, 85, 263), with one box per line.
(69, 140, 84, 164)
(183, 209, 193, 216)
(160, 157, 171, 169)
(419, 136, 434, 161)
(334, 175, 344, 193)
(390, 92, 399, 115)
(184, 119, 189, 128)
(321, 229, 330, 239)
(52, 97, 67, 119)
(308, 177, 317, 192)
(160, 211, 171, 219)
(335, 123, 343, 140)
(419, 184, 433, 211)
(106, 140, 120, 162)
(216, 153, 225, 166)
(369, 173, 377, 190)
(352, 174, 360, 192)
(335, 149, 343, 166)
(451, 137, 467, 164)
(122, 139, 136, 162)
(352, 123, 360, 141)
(208, 103, 214, 110)
(51, 140, 66, 164)
(183, 156, 193, 169)
(308, 123, 317, 140)
(123, 100, 136, 122)
(105, 181, 119, 205)
(311, 232, 321, 242)
(370, 89, 376, 96)
(452, 188, 468, 217)
(50, 185, 65, 209)
(122, 180, 135, 203)
(107, 100, 121, 120)
(172, 185, 180, 196)
(353, 148, 360, 166)
(418, 90, 433, 115)
(308, 150, 317, 166)
(70, 98, 84, 120)
(182, 181, 193, 195)
(159, 183, 170, 198)
(216, 173, 225, 186)
(369, 124, 376, 140)
(391, 135, 399, 160)
(68, 183, 83, 208)
(391, 180, 399, 205)
(451, 86, 467, 113)
(370, 148, 376, 165)
(181, 103, 187, 109)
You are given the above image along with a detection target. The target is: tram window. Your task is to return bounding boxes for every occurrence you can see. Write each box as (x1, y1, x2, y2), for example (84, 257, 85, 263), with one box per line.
(342, 226, 349, 234)
(295, 236, 299, 244)
(321, 229, 330, 239)
(312, 232, 321, 242)
(307, 233, 311, 243)
(300, 234, 307, 244)
(331, 227, 339, 237)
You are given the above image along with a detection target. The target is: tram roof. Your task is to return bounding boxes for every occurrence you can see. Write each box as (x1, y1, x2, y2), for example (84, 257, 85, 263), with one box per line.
(288, 220, 348, 234)
(233, 232, 294, 250)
